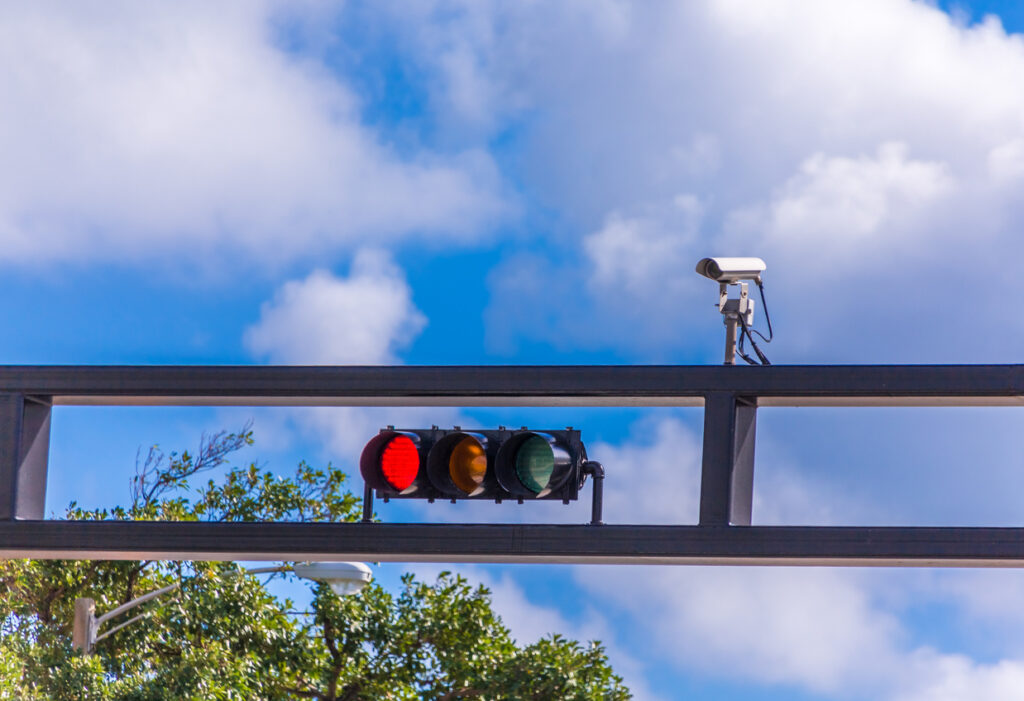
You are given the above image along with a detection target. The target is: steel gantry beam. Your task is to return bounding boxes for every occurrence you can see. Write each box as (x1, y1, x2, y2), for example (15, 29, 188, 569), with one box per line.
(2, 364, 1024, 564)
(1, 363, 1024, 407)
(5, 521, 1024, 567)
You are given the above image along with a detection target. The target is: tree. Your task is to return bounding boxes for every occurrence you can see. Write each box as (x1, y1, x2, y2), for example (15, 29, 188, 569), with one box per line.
(0, 428, 630, 700)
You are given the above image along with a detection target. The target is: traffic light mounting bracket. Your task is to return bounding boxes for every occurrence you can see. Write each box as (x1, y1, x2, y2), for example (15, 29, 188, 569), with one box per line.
(581, 461, 604, 525)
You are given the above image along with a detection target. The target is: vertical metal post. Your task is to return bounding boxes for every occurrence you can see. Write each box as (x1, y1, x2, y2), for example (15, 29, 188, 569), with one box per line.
(0, 394, 52, 520)
(699, 392, 757, 526)
(723, 316, 738, 365)
(361, 481, 374, 523)
(719, 282, 737, 365)
(582, 461, 604, 526)
(72, 597, 96, 654)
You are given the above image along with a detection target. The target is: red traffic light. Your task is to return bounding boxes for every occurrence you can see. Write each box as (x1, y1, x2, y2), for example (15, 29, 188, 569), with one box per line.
(360, 431, 423, 494)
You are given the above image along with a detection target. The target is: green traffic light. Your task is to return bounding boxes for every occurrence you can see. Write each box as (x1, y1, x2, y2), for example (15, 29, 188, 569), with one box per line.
(514, 435, 554, 493)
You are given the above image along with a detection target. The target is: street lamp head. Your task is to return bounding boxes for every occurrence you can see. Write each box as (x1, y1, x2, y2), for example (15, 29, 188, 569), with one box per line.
(292, 561, 373, 596)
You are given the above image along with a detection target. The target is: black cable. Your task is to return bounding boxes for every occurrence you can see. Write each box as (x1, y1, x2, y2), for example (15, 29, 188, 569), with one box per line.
(735, 318, 760, 365)
(748, 281, 773, 344)
(736, 343, 758, 366)
(738, 349, 759, 366)
(750, 334, 771, 365)
(738, 312, 771, 365)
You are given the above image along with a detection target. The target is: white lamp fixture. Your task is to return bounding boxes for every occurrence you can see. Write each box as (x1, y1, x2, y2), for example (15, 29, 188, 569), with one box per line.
(292, 561, 373, 596)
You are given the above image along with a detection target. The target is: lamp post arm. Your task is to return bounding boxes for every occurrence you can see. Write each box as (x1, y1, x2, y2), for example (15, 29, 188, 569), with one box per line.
(93, 565, 290, 631)
(74, 562, 358, 654)
(241, 565, 290, 576)
(95, 582, 180, 627)
(94, 610, 152, 644)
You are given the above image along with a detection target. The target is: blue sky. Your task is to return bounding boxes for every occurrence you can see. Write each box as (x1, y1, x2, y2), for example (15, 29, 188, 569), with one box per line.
(8, 0, 1024, 698)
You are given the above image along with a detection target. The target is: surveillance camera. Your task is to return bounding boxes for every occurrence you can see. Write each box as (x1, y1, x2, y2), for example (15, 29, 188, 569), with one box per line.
(695, 257, 766, 284)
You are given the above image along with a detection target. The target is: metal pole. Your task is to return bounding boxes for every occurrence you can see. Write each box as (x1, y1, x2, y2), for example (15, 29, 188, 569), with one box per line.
(699, 393, 757, 526)
(582, 461, 604, 525)
(362, 482, 374, 523)
(723, 315, 738, 365)
(72, 598, 96, 654)
(0, 394, 52, 520)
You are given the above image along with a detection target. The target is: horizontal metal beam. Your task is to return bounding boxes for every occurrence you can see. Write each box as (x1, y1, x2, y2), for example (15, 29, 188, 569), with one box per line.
(1, 364, 1024, 407)
(5, 521, 1024, 567)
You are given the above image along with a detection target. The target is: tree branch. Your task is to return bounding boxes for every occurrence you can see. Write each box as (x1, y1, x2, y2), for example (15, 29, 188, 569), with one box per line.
(322, 617, 344, 701)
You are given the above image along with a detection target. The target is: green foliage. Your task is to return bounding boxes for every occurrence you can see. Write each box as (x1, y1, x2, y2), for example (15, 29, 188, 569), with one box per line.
(0, 429, 629, 700)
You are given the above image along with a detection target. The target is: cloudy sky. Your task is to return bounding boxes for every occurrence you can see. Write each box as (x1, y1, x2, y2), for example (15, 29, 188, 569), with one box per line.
(10, 0, 1024, 698)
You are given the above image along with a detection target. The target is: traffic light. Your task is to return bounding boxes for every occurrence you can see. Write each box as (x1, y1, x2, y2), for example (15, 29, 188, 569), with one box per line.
(360, 427, 587, 503)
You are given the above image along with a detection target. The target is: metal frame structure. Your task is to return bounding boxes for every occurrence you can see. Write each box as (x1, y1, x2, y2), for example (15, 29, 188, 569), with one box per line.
(3, 364, 1024, 566)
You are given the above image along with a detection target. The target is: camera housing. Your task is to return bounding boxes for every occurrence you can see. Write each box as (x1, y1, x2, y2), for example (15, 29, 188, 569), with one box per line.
(695, 257, 766, 284)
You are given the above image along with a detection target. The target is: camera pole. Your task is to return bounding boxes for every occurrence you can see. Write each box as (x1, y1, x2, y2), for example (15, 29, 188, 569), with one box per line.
(719, 282, 751, 365)
(723, 315, 738, 365)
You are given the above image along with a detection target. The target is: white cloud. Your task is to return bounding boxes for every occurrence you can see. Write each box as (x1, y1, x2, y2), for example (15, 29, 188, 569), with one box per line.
(0, 1, 504, 266)
(894, 652, 1024, 701)
(987, 138, 1024, 182)
(751, 142, 953, 264)
(921, 569, 1024, 648)
(255, 405, 464, 472)
(590, 417, 702, 524)
(584, 563, 1024, 700)
(357, 0, 1024, 359)
(567, 415, 1024, 699)
(584, 195, 704, 299)
(218, 6, 1024, 698)
(244, 249, 425, 365)
(580, 420, 902, 693)
(240, 251, 466, 475)
(583, 566, 903, 695)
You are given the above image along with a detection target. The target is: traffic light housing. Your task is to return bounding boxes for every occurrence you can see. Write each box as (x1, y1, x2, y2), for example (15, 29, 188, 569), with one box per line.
(360, 427, 587, 503)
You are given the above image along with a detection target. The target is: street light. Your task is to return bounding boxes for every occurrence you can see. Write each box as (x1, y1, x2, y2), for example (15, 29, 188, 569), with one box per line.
(291, 561, 371, 595)
(72, 561, 372, 654)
